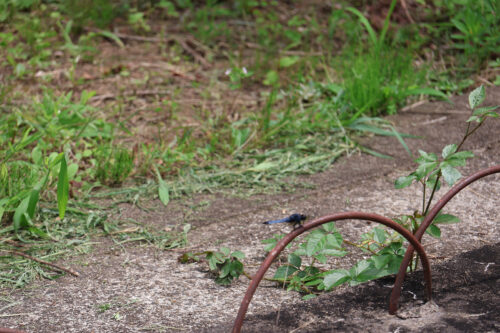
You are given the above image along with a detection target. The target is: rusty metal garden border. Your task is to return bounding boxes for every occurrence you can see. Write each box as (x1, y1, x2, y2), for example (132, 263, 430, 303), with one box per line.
(232, 212, 432, 333)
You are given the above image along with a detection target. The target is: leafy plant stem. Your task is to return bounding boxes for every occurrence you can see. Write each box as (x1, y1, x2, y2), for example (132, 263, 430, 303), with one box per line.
(343, 239, 378, 255)
(424, 120, 483, 216)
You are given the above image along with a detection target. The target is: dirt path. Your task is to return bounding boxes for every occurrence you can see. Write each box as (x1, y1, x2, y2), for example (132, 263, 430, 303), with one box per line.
(1, 88, 499, 332)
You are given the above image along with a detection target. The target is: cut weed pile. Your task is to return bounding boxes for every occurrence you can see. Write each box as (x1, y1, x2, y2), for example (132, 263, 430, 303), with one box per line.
(1, 0, 499, 288)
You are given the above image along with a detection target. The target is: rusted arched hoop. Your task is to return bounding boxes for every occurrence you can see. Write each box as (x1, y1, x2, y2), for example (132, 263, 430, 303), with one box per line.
(389, 164, 500, 314)
(232, 212, 431, 333)
(0, 328, 26, 333)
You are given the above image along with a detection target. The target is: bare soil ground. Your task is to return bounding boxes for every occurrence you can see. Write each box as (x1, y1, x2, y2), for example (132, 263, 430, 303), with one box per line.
(1, 88, 499, 332)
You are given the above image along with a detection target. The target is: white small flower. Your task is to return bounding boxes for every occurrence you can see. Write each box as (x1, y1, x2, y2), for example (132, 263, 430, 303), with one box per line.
(242, 67, 248, 74)
(225, 69, 232, 76)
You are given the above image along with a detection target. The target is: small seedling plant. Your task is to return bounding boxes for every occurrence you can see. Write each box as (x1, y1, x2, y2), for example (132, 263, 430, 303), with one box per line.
(179, 247, 245, 285)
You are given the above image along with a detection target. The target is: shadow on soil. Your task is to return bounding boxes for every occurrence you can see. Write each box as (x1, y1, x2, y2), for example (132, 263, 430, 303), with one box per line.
(216, 242, 499, 332)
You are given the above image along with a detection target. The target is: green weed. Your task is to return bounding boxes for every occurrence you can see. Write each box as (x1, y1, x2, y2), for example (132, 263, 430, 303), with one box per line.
(179, 246, 245, 285)
(95, 145, 134, 186)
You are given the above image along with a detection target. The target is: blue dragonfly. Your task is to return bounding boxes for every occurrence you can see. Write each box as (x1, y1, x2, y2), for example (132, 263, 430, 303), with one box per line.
(262, 213, 307, 229)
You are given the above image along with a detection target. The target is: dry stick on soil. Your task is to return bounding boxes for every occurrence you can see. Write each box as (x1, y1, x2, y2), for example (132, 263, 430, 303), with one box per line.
(110, 31, 212, 68)
(89, 90, 172, 104)
(134, 62, 196, 81)
(400, 0, 415, 24)
(4, 250, 80, 277)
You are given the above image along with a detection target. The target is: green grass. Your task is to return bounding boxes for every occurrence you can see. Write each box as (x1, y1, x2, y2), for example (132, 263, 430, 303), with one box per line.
(0, 0, 498, 288)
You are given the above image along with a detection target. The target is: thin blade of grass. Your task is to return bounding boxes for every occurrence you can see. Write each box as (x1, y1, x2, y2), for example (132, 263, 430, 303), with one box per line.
(405, 88, 451, 103)
(390, 126, 412, 157)
(358, 145, 393, 159)
(346, 7, 378, 47)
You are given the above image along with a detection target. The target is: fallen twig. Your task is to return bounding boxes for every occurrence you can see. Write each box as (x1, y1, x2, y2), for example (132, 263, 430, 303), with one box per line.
(400, 0, 415, 24)
(89, 89, 172, 104)
(134, 62, 196, 81)
(111, 31, 212, 68)
(5, 250, 80, 277)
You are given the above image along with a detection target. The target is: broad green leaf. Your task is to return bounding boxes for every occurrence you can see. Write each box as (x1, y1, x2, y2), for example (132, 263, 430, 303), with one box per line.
(79, 90, 97, 104)
(231, 251, 245, 260)
(263, 70, 279, 86)
(206, 253, 218, 270)
(154, 166, 170, 206)
(468, 85, 485, 109)
(229, 260, 243, 278)
(279, 56, 300, 67)
(373, 228, 387, 243)
(57, 156, 69, 220)
(480, 112, 498, 119)
(442, 144, 457, 159)
(302, 294, 317, 300)
(306, 232, 324, 256)
(158, 179, 170, 206)
(350, 259, 371, 278)
(220, 247, 230, 256)
(322, 222, 336, 233)
(415, 161, 438, 180)
(13, 190, 39, 231)
(441, 165, 461, 186)
(288, 253, 301, 268)
(443, 151, 473, 168)
(433, 213, 460, 224)
(467, 115, 480, 123)
(426, 224, 441, 238)
(231, 260, 243, 276)
(67, 163, 78, 180)
(314, 253, 327, 264)
(31, 146, 42, 164)
(274, 265, 298, 279)
(47, 152, 63, 168)
(473, 105, 499, 116)
(325, 233, 343, 248)
(395, 174, 416, 189)
(416, 150, 438, 162)
(371, 254, 391, 269)
(219, 262, 231, 278)
(323, 269, 351, 289)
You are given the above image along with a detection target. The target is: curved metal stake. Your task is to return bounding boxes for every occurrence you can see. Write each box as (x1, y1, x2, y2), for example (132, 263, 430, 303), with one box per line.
(389, 164, 500, 314)
(232, 212, 431, 333)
